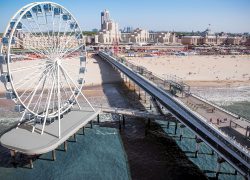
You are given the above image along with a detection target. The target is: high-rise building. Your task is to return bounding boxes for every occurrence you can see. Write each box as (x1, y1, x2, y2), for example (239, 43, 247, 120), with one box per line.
(101, 9, 110, 30)
(98, 9, 121, 44)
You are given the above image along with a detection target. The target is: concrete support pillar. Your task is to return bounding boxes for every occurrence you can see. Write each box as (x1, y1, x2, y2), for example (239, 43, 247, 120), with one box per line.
(138, 87, 141, 99)
(10, 150, 16, 165)
(122, 115, 125, 127)
(10, 150, 16, 159)
(97, 114, 100, 124)
(144, 91, 147, 103)
(29, 158, 33, 169)
(245, 126, 249, 137)
(119, 115, 122, 131)
(82, 127, 85, 135)
(195, 136, 202, 158)
(195, 143, 200, 158)
(90, 120, 93, 129)
(64, 141, 67, 152)
(73, 133, 77, 142)
(174, 122, 178, 135)
(179, 124, 185, 141)
(216, 157, 225, 179)
(167, 121, 170, 129)
(52, 150, 56, 161)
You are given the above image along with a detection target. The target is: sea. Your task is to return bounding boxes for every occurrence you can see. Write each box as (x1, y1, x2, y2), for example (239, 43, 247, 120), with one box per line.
(0, 85, 249, 180)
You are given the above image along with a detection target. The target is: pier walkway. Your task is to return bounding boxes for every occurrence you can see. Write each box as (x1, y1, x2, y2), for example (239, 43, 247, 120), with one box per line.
(98, 51, 250, 179)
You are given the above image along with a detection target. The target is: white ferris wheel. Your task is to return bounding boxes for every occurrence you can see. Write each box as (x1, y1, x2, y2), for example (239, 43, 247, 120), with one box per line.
(0, 2, 94, 137)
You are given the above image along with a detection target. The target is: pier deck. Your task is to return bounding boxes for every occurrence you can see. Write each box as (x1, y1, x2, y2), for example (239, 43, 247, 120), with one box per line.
(0, 109, 100, 155)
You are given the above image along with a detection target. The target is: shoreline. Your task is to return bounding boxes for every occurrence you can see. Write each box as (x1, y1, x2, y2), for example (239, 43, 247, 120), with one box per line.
(185, 80, 250, 88)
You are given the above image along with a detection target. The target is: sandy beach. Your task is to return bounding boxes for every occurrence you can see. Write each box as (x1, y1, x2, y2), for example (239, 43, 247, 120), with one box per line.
(126, 55, 250, 87)
(0, 54, 122, 95)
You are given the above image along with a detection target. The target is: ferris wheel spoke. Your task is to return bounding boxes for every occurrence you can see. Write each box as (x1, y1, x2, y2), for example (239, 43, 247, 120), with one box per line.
(13, 38, 50, 60)
(34, 65, 54, 115)
(55, 11, 62, 57)
(60, 81, 70, 104)
(58, 29, 81, 57)
(60, 43, 84, 59)
(41, 66, 56, 135)
(16, 68, 48, 93)
(59, 66, 81, 109)
(24, 18, 51, 56)
(11, 62, 46, 73)
(20, 65, 54, 103)
(19, 21, 51, 57)
(22, 65, 54, 112)
(15, 63, 53, 90)
(56, 21, 70, 56)
(57, 18, 80, 56)
(18, 65, 54, 105)
(27, 11, 53, 56)
(32, 74, 47, 114)
(15, 68, 46, 90)
(60, 65, 95, 111)
(55, 18, 69, 55)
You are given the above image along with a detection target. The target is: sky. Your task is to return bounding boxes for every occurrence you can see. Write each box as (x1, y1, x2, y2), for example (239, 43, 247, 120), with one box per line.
(0, 0, 249, 33)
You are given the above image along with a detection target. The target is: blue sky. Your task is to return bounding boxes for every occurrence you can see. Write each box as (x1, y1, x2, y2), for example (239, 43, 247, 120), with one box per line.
(0, 0, 249, 33)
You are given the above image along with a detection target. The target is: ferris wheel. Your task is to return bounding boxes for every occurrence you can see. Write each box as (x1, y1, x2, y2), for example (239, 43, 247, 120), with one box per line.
(0, 2, 94, 137)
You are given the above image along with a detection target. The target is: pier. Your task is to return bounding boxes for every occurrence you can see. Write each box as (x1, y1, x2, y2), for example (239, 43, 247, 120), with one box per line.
(98, 51, 250, 179)
(0, 106, 100, 166)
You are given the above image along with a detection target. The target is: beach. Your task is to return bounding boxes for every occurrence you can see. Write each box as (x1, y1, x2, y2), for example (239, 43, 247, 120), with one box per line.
(126, 55, 250, 87)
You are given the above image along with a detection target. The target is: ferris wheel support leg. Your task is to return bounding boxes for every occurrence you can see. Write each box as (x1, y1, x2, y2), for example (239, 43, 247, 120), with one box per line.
(57, 64, 61, 138)
(60, 68, 82, 110)
(41, 69, 56, 135)
(16, 110, 27, 129)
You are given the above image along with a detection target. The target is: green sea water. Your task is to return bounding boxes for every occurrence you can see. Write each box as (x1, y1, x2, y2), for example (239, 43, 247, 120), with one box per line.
(0, 124, 130, 180)
(222, 101, 250, 120)
(156, 100, 249, 180)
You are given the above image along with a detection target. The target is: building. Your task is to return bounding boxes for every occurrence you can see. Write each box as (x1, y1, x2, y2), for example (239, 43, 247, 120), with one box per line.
(101, 9, 110, 30)
(121, 28, 149, 45)
(98, 10, 121, 44)
(20, 33, 85, 50)
(181, 26, 243, 46)
(152, 32, 177, 44)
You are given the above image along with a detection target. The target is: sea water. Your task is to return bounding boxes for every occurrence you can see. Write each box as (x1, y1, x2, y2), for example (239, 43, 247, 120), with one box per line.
(0, 122, 130, 180)
(161, 85, 250, 180)
(0, 85, 249, 180)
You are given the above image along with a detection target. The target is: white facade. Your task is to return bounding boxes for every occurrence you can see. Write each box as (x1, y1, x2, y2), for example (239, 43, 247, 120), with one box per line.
(121, 28, 149, 44)
(98, 10, 121, 44)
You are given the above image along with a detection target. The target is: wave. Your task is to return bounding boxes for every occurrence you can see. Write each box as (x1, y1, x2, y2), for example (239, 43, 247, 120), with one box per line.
(190, 86, 250, 106)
